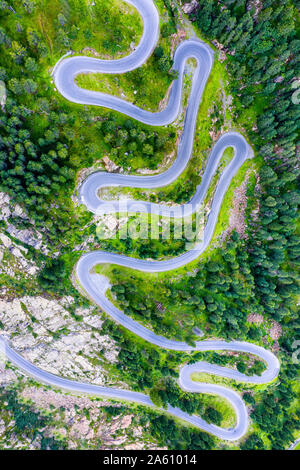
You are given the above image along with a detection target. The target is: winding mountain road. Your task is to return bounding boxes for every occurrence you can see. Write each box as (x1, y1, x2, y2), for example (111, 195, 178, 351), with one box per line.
(1, 0, 280, 441)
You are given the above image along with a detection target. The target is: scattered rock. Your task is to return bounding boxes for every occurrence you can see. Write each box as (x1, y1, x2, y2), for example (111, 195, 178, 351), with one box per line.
(182, 0, 198, 15)
(247, 313, 264, 325)
(269, 321, 282, 340)
(222, 171, 252, 241)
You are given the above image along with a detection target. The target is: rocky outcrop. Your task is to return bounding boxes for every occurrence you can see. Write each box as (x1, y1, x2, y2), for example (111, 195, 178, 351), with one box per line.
(0, 192, 49, 255)
(102, 155, 120, 172)
(0, 232, 39, 278)
(0, 296, 119, 385)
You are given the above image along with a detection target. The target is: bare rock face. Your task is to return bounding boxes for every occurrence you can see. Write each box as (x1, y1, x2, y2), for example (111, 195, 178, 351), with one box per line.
(0, 361, 17, 386)
(6, 225, 47, 254)
(0, 296, 120, 386)
(0, 192, 28, 221)
(96, 214, 128, 240)
(0, 192, 11, 220)
(0, 80, 6, 110)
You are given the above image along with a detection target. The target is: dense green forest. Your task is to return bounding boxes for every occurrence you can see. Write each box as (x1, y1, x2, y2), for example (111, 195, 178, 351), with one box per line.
(0, 0, 299, 450)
